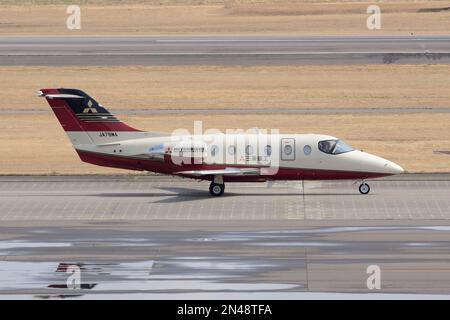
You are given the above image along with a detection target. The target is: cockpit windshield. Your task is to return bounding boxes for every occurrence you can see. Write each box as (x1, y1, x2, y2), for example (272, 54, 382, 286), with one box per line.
(318, 139, 354, 155)
(333, 140, 354, 154)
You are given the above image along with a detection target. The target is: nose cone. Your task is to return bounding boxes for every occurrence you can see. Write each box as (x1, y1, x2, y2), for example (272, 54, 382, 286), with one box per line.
(384, 161, 404, 175)
(359, 152, 404, 176)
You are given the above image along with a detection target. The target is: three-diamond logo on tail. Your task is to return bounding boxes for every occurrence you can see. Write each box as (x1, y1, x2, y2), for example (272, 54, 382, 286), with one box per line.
(82, 100, 97, 113)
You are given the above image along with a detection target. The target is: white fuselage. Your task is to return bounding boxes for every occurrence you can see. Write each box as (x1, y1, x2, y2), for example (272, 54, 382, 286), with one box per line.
(72, 132, 404, 178)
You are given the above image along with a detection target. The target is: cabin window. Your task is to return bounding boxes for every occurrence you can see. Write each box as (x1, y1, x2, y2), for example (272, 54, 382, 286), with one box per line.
(303, 145, 312, 155)
(284, 145, 293, 155)
(228, 145, 236, 155)
(210, 145, 218, 157)
(264, 145, 272, 156)
(318, 139, 354, 155)
(245, 145, 253, 155)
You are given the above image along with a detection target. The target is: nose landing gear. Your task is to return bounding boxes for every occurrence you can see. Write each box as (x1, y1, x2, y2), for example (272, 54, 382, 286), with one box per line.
(359, 182, 370, 195)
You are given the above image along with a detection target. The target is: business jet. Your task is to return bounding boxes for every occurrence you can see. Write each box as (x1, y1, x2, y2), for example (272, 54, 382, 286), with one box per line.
(39, 88, 404, 196)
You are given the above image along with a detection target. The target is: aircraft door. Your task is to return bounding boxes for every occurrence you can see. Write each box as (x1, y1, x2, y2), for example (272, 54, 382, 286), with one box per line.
(281, 138, 295, 161)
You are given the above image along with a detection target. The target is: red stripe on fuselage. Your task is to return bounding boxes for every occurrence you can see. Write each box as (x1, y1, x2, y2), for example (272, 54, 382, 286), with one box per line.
(75, 149, 391, 181)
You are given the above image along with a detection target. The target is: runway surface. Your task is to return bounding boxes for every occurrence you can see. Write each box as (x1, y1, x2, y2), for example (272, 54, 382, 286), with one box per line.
(4, 107, 450, 115)
(1, 174, 450, 221)
(2, 36, 450, 65)
(1, 174, 450, 298)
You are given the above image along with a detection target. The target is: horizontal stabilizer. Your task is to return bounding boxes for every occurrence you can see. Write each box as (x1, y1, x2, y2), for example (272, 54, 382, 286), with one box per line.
(41, 93, 84, 99)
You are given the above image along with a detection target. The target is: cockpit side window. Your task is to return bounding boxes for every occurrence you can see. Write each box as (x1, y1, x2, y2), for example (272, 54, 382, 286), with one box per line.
(318, 139, 354, 155)
(318, 140, 337, 154)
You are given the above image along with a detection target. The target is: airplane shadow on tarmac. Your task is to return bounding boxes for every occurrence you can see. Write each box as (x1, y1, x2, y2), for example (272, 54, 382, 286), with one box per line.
(94, 187, 360, 203)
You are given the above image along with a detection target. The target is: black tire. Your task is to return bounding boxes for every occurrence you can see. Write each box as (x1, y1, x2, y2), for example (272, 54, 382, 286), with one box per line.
(359, 183, 370, 195)
(209, 183, 225, 196)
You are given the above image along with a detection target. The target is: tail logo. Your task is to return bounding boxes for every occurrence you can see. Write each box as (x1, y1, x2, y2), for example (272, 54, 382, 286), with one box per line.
(82, 100, 98, 114)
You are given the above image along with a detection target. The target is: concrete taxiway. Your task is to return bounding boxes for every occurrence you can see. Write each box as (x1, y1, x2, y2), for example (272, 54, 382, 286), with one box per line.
(3, 107, 450, 115)
(1, 174, 449, 220)
(1, 174, 450, 298)
(2, 36, 450, 65)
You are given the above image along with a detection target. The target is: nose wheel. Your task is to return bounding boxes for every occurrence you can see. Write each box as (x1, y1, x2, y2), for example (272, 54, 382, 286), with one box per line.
(359, 183, 370, 195)
(209, 182, 225, 196)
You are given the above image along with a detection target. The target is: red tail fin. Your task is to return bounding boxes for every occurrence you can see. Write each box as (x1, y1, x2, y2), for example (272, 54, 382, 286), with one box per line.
(40, 88, 140, 132)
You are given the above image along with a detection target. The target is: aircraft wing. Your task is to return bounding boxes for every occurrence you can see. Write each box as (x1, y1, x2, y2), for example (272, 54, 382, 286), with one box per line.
(129, 152, 165, 161)
(176, 167, 260, 176)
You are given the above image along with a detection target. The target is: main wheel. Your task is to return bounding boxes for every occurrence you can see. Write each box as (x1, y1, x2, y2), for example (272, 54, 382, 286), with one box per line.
(359, 183, 370, 195)
(209, 182, 225, 196)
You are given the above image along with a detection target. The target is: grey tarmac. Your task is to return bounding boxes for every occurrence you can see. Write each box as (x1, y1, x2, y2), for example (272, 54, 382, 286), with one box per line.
(3, 107, 450, 115)
(2, 36, 450, 66)
(1, 174, 450, 298)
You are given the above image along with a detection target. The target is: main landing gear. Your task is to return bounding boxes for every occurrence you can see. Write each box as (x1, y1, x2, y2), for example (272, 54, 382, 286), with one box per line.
(358, 182, 370, 195)
(209, 182, 225, 196)
(209, 175, 225, 196)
